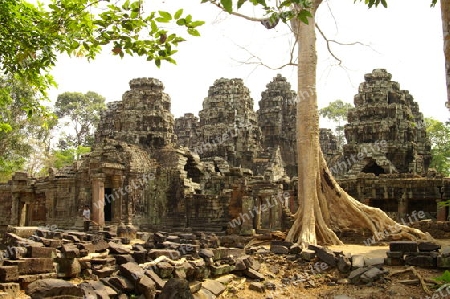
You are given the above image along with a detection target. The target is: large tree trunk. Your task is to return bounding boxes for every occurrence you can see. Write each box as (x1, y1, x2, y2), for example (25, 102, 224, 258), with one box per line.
(286, 1, 433, 247)
(442, 0, 450, 108)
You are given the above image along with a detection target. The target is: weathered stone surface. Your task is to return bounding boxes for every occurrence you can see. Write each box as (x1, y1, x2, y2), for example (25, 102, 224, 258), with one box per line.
(249, 281, 265, 293)
(4, 258, 54, 275)
(155, 262, 174, 279)
(389, 241, 418, 253)
(26, 278, 83, 298)
(384, 257, 406, 266)
(137, 274, 156, 299)
(337, 256, 352, 273)
(0, 283, 20, 298)
(418, 242, 441, 252)
(56, 258, 81, 278)
(351, 255, 365, 269)
(109, 241, 131, 254)
(270, 245, 289, 255)
(108, 276, 134, 293)
(149, 249, 180, 260)
(301, 249, 316, 261)
(119, 262, 145, 283)
(201, 279, 225, 296)
(159, 278, 193, 299)
(114, 254, 135, 265)
(146, 269, 166, 290)
(0, 267, 18, 283)
(244, 268, 265, 281)
(405, 255, 436, 268)
(28, 246, 57, 259)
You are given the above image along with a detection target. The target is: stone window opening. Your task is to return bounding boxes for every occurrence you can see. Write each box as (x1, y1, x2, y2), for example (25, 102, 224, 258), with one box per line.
(361, 159, 385, 176)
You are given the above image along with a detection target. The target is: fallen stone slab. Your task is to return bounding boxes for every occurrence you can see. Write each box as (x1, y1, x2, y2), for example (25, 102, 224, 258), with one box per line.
(244, 268, 265, 281)
(159, 278, 193, 299)
(405, 255, 436, 268)
(348, 267, 369, 285)
(119, 262, 145, 283)
(146, 269, 166, 290)
(137, 275, 156, 298)
(79, 280, 118, 298)
(315, 247, 337, 267)
(418, 242, 441, 252)
(109, 241, 131, 254)
(249, 281, 265, 293)
(108, 276, 134, 294)
(389, 241, 418, 253)
(26, 278, 83, 298)
(201, 279, 225, 296)
(155, 262, 174, 279)
(17, 273, 57, 290)
(193, 288, 215, 299)
(351, 255, 365, 269)
(301, 249, 316, 261)
(360, 267, 386, 283)
(384, 257, 406, 266)
(270, 245, 289, 255)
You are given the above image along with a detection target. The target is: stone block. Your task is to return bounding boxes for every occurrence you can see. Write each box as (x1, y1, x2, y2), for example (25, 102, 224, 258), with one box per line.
(315, 247, 337, 267)
(437, 257, 450, 268)
(149, 249, 180, 260)
(109, 276, 134, 293)
(146, 269, 166, 290)
(418, 242, 441, 252)
(201, 279, 225, 296)
(26, 278, 83, 298)
(210, 264, 234, 276)
(249, 281, 265, 293)
(351, 255, 365, 269)
(189, 281, 202, 294)
(0, 267, 18, 283)
(28, 247, 57, 259)
(114, 254, 135, 265)
(155, 262, 174, 279)
(132, 251, 147, 264)
(386, 251, 403, 259)
(364, 257, 385, 268)
(337, 256, 351, 274)
(244, 268, 265, 281)
(301, 249, 316, 261)
(4, 258, 54, 275)
(159, 278, 192, 299)
(384, 257, 405, 266)
(348, 267, 369, 284)
(17, 273, 57, 290)
(360, 267, 385, 283)
(136, 275, 156, 298)
(405, 255, 436, 268)
(108, 241, 131, 254)
(119, 262, 145, 283)
(389, 241, 418, 253)
(56, 258, 81, 278)
(270, 245, 289, 254)
(0, 283, 19, 298)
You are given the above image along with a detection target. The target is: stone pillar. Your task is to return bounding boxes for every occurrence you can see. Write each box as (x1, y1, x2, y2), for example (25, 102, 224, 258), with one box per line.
(11, 194, 19, 226)
(397, 192, 408, 222)
(240, 196, 254, 236)
(19, 202, 27, 227)
(111, 175, 124, 225)
(92, 177, 105, 229)
(437, 200, 447, 221)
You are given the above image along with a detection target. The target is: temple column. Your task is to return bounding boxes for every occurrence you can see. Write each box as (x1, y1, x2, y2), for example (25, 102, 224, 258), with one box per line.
(111, 175, 124, 225)
(397, 192, 408, 222)
(11, 194, 19, 226)
(91, 176, 105, 229)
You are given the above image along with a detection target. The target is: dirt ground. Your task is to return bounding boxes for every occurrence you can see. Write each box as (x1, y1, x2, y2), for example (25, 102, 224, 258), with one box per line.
(218, 241, 450, 299)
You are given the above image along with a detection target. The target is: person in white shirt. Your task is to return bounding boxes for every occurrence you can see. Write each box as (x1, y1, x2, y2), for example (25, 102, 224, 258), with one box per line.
(82, 205, 91, 232)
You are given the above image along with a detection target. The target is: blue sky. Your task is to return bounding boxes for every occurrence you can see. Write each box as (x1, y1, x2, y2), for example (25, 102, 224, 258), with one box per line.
(48, 0, 447, 127)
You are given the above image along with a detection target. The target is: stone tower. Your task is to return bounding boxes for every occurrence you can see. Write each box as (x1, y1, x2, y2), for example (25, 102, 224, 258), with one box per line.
(95, 78, 176, 149)
(343, 69, 431, 176)
(257, 74, 297, 177)
(196, 78, 262, 169)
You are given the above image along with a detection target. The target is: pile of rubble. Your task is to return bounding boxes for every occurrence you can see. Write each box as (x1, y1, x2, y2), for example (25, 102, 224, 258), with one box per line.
(0, 227, 448, 298)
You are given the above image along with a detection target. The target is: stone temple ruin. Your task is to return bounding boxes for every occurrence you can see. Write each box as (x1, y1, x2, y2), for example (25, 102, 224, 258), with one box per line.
(0, 69, 449, 238)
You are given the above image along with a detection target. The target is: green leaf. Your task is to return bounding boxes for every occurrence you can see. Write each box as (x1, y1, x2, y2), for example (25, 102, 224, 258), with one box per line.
(220, 0, 233, 13)
(174, 8, 183, 20)
(237, 0, 246, 8)
(189, 20, 205, 27)
(298, 9, 312, 24)
(158, 11, 172, 22)
(187, 28, 200, 36)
